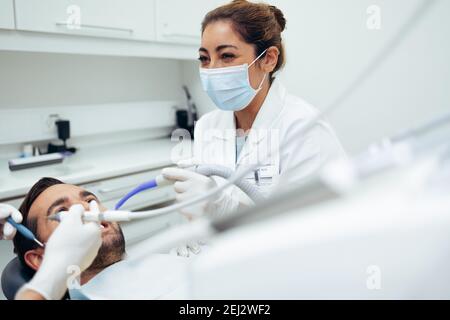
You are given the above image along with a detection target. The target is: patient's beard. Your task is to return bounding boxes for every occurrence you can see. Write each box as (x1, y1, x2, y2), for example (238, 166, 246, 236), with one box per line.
(81, 223, 126, 284)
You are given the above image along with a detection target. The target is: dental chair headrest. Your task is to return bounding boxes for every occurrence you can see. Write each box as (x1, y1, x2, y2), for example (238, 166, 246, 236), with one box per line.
(1, 257, 34, 300)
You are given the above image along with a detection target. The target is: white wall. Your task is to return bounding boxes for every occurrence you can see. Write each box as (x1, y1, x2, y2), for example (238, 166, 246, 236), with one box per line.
(183, 0, 450, 154)
(0, 51, 184, 109)
(275, 0, 450, 153)
(181, 60, 215, 117)
(0, 52, 186, 156)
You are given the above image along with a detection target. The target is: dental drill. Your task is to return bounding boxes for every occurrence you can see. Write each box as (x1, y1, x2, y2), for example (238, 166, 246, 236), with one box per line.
(48, 164, 268, 223)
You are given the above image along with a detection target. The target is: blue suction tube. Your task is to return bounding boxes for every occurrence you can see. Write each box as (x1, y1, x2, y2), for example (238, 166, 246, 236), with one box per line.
(115, 179, 158, 210)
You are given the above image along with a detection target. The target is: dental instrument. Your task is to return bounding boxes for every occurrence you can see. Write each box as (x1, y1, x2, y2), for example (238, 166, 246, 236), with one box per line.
(48, 163, 268, 222)
(114, 165, 267, 210)
(48, 210, 134, 223)
(48, 160, 264, 223)
(6, 217, 45, 247)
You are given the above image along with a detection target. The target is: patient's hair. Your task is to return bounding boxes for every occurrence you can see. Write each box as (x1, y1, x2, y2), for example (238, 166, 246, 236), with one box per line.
(13, 177, 65, 272)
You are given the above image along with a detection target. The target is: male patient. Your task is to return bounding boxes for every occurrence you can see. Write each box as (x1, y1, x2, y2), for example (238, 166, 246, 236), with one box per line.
(13, 178, 126, 287)
(13, 177, 189, 299)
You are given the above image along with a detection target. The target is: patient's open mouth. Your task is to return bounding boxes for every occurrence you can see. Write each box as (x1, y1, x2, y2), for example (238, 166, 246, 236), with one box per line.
(100, 222, 110, 232)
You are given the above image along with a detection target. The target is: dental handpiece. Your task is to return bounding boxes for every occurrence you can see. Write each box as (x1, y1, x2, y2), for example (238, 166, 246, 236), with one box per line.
(47, 175, 174, 222)
(47, 210, 132, 223)
(7, 217, 45, 247)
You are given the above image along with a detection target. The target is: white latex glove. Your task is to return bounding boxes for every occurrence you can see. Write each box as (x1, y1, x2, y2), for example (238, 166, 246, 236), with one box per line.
(0, 204, 23, 240)
(161, 167, 220, 219)
(16, 202, 102, 300)
(177, 158, 199, 169)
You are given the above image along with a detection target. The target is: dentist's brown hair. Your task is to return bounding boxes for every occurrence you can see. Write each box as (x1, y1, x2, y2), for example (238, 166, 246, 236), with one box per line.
(202, 0, 287, 83)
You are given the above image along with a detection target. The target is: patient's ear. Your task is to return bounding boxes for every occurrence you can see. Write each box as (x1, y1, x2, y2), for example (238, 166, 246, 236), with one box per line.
(24, 249, 44, 271)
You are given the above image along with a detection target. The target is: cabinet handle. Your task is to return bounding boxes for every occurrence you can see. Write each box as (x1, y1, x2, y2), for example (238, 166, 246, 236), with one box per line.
(55, 21, 134, 34)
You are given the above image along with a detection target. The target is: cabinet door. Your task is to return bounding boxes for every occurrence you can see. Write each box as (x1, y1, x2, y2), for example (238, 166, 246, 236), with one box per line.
(14, 0, 156, 41)
(156, 0, 227, 45)
(0, 0, 14, 29)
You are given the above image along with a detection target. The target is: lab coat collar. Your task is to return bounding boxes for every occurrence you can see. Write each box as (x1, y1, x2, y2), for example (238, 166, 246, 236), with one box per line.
(248, 78, 286, 144)
(211, 111, 236, 141)
(237, 78, 287, 164)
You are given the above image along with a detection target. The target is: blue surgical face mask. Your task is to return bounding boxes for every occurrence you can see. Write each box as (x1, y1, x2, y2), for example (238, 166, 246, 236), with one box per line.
(199, 49, 268, 112)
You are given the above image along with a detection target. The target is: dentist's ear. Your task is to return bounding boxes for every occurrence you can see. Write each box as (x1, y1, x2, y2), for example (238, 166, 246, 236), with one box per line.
(260, 46, 280, 73)
(24, 249, 44, 271)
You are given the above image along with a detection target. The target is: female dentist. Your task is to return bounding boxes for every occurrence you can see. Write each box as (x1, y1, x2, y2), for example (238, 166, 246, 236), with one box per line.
(162, 0, 346, 219)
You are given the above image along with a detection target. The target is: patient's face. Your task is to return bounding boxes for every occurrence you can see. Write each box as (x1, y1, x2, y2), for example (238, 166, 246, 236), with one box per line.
(26, 184, 125, 275)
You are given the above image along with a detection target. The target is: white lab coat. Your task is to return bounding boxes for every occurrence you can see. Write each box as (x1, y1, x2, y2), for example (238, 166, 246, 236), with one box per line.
(191, 79, 346, 216)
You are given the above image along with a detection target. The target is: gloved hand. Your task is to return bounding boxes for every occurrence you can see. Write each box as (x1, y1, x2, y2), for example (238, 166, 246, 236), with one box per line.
(16, 202, 102, 300)
(0, 204, 23, 240)
(161, 167, 221, 219)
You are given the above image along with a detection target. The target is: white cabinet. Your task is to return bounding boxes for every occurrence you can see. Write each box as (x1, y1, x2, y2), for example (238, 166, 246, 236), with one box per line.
(14, 0, 156, 41)
(155, 0, 227, 45)
(0, 0, 14, 29)
(0, 0, 226, 59)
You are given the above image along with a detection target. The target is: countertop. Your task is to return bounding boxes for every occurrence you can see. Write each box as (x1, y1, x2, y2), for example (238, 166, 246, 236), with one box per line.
(0, 138, 177, 200)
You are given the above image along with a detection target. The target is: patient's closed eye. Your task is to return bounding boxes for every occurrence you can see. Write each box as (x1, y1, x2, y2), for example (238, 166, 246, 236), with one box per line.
(55, 207, 68, 214)
(57, 199, 95, 213)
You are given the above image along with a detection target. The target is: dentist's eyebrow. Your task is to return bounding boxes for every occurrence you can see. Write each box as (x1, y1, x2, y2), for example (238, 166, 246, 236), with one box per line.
(46, 197, 69, 216)
(199, 45, 238, 54)
(216, 44, 238, 52)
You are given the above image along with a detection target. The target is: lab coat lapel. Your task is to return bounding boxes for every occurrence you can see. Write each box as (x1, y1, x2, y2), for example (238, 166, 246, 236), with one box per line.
(237, 79, 286, 167)
(211, 110, 237, 168)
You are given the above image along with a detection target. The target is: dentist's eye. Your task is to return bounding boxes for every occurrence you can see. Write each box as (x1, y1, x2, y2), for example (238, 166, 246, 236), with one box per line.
(221, 53, 235, 61)
(198, 56, 209, 64)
